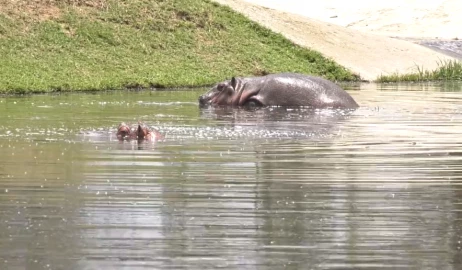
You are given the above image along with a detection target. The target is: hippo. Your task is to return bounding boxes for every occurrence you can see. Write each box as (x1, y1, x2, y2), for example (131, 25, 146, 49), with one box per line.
(116, 122, 137, 141)
(137, 122, 164, 141)
(198, 73, 358, 109)
(116, 122, 163, 142)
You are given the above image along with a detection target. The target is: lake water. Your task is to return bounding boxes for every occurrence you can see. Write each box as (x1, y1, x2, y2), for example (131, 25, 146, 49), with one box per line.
(0, 82, 461, 269)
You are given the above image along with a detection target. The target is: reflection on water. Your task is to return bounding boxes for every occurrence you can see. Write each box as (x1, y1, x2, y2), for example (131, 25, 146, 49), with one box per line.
(0, 83, 462, 269)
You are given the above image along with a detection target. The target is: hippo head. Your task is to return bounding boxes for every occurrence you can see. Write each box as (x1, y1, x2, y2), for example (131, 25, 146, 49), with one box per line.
(199, 77, 264, 108)
(136, 122, 152, 140)
(198, 78, 237, 107)
(117, 122, 133, 140)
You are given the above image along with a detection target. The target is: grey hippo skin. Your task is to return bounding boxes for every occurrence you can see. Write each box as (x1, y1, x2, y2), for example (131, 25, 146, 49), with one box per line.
(198, 73, 359, 109)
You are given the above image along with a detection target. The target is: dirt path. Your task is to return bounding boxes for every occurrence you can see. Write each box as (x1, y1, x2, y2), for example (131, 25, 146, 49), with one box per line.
(213, 0, 458, 81)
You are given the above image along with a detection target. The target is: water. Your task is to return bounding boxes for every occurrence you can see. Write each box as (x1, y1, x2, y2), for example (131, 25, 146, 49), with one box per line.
(420, 40, 462, 60)
(0, 83, 462, 269)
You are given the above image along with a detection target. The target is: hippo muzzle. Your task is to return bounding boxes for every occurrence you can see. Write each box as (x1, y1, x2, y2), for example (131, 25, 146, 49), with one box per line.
(199, 80, 241, 107)
(198, 95, 211, 107)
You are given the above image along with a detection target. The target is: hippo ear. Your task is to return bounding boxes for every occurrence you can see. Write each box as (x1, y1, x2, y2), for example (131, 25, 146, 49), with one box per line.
(230, 77, 238, 90)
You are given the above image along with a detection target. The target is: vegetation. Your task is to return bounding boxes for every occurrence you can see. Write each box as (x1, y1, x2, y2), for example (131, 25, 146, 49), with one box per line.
(377, 60, 462, 82)
(0, 0, 358, 94)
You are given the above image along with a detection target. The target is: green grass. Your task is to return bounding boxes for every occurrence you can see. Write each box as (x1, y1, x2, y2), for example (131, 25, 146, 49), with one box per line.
(0, 0, 359, 94)
(377, 59, 462, 82)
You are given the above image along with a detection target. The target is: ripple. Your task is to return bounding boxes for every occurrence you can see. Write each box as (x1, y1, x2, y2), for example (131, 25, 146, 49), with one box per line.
(0, 86, 462, 269)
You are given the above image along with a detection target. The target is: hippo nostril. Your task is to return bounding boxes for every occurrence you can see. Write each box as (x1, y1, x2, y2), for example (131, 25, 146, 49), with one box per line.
(198, 96, 207, 105)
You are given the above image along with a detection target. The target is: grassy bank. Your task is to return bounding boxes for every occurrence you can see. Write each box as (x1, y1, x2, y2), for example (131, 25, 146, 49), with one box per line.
(0, 0, 358, 94)
(377, 60, 462, 82)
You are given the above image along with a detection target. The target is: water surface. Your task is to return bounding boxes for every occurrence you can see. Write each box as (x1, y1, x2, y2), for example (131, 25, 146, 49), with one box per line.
(0, 82, 462, 269)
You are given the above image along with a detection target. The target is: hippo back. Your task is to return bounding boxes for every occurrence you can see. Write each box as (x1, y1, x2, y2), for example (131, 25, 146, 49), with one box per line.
(255, 73, 358, 108)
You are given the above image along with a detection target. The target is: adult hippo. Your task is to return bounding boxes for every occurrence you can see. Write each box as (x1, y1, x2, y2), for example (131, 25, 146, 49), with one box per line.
(198, 73, 358, 109)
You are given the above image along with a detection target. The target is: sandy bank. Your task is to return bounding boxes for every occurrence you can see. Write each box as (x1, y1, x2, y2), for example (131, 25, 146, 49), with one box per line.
(214, 0, 459, 81)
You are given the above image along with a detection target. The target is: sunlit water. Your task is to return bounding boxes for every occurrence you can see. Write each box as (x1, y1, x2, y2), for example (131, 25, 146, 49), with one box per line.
(0, 82, 462, 269)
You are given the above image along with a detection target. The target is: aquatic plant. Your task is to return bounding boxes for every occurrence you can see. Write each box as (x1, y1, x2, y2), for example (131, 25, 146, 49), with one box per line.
(377, 60, 462, 82)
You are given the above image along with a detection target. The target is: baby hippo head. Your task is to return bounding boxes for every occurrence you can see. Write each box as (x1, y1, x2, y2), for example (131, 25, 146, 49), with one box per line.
(117, 122, 134, 140)
(136, 122, 152, 140)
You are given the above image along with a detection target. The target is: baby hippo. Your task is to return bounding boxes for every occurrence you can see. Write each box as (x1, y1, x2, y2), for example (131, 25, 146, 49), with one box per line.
(116, 122, 137, 141)
(116, 122, 163, 142)
(137, 122, 164, 141)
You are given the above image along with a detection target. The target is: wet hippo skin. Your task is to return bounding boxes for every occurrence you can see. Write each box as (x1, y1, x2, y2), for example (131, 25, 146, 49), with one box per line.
(199, 73, 358, 109)
(116, 122, 163, 142)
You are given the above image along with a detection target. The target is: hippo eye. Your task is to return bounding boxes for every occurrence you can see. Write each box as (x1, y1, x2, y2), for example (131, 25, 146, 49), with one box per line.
(217, 83, 226, 91)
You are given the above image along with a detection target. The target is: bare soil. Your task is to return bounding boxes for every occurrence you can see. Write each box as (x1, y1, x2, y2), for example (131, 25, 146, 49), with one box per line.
(0, 0, 107, 22)
(213, 0, 458, 81)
